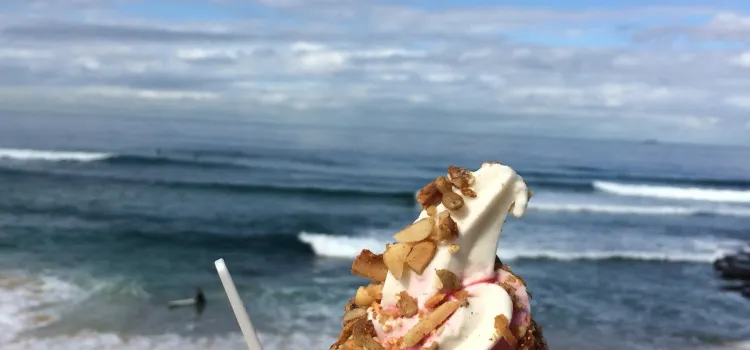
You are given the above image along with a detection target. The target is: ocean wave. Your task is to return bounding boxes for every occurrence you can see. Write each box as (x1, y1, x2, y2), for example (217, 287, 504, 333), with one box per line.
(4, 148, 750, 203)
(0, 148, 110, 162)
(0, 167, 415, 200)
(530, 203, 750, 217)
(593, 181, 750, 203)
(298, 232, 744, 264)
(0, 147, 343, 169)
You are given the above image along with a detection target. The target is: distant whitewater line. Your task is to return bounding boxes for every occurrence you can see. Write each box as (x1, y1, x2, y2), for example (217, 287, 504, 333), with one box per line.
(3, 148, 750, 204)
(298, 232, 742, 264)
(0, 148, 111, 162)
(593, 180, 750, 203)
(531, 203, 750, 217)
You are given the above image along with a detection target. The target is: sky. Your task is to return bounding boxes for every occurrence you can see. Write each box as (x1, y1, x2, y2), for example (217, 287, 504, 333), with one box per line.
(0, 0, 749, 145)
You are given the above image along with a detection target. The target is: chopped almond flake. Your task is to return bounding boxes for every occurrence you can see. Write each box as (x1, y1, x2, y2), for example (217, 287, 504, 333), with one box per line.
(340, 339, 362, 350)
(401, 301, 460, 348)
(454, 290, 470, 307)
(352, 318, 378, 342)
(343, 308, 367, 325)
(383, 242, 412, 278)
(393, 218, 435, 243)
(405, 241, 437, 274)
(436, 269, 461, 292)
(494, 314, 517, 346)
(416, 182, 442, 208)
(425, 293, 447, 309)
(448, 244, 460, 253)
(365, 283, 383, 301)
(434, 176, 453, 193)
(447, 165, 474, 188)
(332, 317, 360, 348)
(436, 212, 459, 242)
(396, 291, 418, 317)
(352, 250, 388, 282)
(460, 187, 477, 198)
(425, 205, 437, 217)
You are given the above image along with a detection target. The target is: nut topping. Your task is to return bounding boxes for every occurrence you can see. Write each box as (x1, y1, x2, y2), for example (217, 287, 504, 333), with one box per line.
(396, 291, 418, 317)
(441, 192, 464, 210)
(393, 217, 435, 243)
(352, 250, 388, 282)
(342, 308, 367, 325)
(383, 242, 412, 279)
(352, 319, 384, 350)
(436, 211, 459, 242)
(405, 241, 437, 274)
(401, 301, 460, 348)
(425, 205, 437, 217)
(365, 283, 383, 301)
(355, 286, 374, 307)
(447, 165, 475, 188)
(434, 176, 453, 193)
(436, 269, 461, 292)
(424, 293, 447, 309)
(494, 314, 517, 346)
(460, 187, 477, 198)
(416, 182, 442, 208)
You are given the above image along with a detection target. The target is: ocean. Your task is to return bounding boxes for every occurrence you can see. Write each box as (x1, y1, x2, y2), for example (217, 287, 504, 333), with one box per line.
(1, 118, 749, 350)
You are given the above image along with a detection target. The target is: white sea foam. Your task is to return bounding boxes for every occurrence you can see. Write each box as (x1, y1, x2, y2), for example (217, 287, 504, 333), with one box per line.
(530, 202, 750, 217)
(0, 148, 111, 162)
(0, 272, 86, 344)
(0, 270, 335, 350)
(4, 331, 335, 350)
(299, 232, 746, 264)
(593, 180, 750, 203)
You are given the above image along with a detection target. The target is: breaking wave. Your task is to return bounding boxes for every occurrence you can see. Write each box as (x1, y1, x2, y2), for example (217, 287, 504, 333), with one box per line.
(0, 148, 110, 162)
(298, 232, 745, 264)
(593, 181, 750, 203)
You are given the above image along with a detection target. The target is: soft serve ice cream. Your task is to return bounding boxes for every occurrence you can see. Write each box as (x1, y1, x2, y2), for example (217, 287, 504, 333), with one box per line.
(332, 163, 547, 350)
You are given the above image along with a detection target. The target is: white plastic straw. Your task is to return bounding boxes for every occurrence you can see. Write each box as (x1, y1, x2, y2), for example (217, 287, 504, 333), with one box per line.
(215, 258, 264, 350)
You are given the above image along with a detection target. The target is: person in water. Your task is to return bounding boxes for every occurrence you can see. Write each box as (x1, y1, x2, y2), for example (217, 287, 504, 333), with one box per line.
(168, 287, 206, 316)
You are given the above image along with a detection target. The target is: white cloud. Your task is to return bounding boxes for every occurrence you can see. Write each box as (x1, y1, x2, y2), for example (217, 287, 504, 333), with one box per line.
(75, 86, 218, 101)
(0, 1, 748, 144)
(731, 52, 750, 68)
(683, 116, 719, 129)
(725, 96, 750, 109)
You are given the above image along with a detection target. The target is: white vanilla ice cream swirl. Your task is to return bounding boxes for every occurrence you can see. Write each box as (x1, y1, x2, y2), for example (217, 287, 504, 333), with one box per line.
(369, 162, 530, 350)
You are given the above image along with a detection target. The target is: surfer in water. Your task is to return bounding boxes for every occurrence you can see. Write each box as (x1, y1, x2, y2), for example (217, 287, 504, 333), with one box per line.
(167, 287, 207, 316)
